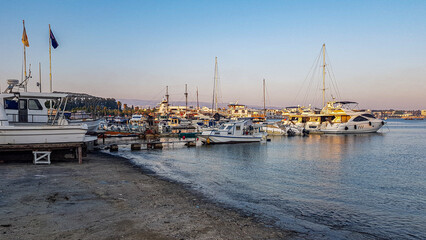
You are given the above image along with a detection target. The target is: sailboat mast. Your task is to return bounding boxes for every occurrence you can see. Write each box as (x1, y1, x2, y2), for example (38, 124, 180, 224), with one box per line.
(215, 58, 218, 112)
(322, 44, 326, 108)
(263, 79, 266, 117)
(212, 56, 218, 113)
(166, 86, 169, 113)
(184, 84, 188, 114)
(196, 87, 199, 110)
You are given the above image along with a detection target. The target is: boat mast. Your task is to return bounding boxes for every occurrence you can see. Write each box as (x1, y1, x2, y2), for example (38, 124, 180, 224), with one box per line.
(263, 79, 266, 117)
(196, 87, 199, 110)
(212, 56, 218, 113)
(322, 43, 326, 108)
(165, 86, 169, 113)
(184, 84, 188, 114)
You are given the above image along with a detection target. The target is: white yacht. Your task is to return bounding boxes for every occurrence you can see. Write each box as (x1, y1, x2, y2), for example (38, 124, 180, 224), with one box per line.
(318, 101, 385, 134)
(198, 120, 267, 144)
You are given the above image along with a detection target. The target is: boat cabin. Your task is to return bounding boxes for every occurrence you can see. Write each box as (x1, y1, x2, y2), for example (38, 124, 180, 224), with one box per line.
(213, 120, 261, 136)
(1, 92, 67, 124)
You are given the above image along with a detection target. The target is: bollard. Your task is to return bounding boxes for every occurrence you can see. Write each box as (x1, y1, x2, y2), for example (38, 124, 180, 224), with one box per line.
(110, 144, 119, 152)
(153, 143, 163, 149)
(131, 143, 141, 151)
(185, 142, 196, 147)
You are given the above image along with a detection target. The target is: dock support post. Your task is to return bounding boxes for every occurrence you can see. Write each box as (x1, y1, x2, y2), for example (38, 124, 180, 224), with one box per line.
(78, 146, 83, 164)
(110, 144, 119, 152)
(131, 143, 141, 151)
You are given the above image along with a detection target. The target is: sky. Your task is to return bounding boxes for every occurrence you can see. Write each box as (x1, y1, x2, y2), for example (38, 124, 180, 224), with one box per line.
(0, 0, 425, 109)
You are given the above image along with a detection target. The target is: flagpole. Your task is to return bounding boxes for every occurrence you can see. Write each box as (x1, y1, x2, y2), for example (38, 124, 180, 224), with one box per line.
(23, 20, 27, 92)
(49, 24, 52, 93)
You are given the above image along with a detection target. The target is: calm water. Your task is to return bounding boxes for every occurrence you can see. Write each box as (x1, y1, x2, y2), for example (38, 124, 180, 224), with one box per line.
(109, 119, 426, 239)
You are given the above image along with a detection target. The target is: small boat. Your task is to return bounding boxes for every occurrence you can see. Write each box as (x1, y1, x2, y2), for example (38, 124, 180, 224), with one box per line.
(198, 120, 267, 144)
(0, 88, 87, 145)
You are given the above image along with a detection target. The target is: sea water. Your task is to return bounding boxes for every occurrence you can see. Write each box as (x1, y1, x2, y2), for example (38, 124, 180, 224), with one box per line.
(109, 119, 425, 239)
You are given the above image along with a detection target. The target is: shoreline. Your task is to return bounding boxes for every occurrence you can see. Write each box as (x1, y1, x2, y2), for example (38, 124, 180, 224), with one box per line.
(0, 152, 299, 239)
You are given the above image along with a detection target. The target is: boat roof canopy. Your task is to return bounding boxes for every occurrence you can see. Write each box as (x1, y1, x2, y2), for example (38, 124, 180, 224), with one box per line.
(335, 101, 358, 105)
(1, 92, 68, 99)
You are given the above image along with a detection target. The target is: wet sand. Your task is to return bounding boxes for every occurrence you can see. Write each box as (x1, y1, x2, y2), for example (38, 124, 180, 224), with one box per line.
(0, 152, 298, 239)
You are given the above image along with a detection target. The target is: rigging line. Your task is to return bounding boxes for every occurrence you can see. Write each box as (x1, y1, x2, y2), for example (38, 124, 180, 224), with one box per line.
(325, 53, 339, 100)
(313, 62, 322, 107)
(302, 52, 321, 106)
(292, 48, 323, 106)
(325, 50, 342, 100)
(146, 86, 167, 103)
(266, 83, 272, 108)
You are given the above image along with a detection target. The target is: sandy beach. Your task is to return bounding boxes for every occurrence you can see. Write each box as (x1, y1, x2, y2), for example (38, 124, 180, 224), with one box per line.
(0, 152, 297, 240)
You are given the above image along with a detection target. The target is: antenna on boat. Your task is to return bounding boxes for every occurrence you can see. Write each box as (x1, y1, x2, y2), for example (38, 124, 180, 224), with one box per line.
(322, 43, 326, 108)
(38, 62, 42, 93)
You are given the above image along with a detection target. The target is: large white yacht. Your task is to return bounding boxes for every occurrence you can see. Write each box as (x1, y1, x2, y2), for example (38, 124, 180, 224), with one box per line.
(198, 120, 267, 144)
(318, 101, 384, 134)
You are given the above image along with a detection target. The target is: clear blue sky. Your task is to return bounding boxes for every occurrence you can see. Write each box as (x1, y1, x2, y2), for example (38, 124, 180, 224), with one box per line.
(1, 0, 425, 109)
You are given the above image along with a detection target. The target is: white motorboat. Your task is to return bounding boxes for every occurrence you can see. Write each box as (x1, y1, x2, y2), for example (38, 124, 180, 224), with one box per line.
(198, 120, 267, 144)
(0, 82, 88, 145)
(318, 101, 385, 134)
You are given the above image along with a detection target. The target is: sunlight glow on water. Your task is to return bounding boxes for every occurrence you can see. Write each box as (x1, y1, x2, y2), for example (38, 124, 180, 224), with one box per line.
(110, 119, 426, 239)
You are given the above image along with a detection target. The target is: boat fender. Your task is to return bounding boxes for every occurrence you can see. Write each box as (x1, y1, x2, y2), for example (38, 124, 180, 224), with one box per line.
(345, 126, 348, 130)
(369, 121, 372, 126)
(381, 121, 385, 125)
(182, 135, 186, 140)
(354, 125, 357, 129)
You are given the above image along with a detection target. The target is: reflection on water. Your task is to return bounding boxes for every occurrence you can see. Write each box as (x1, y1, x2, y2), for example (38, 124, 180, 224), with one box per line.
(111, 120, 426, 240)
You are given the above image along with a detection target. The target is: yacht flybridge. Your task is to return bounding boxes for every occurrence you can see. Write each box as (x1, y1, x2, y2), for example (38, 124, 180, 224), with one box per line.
(0, 80, 87, 145)
(198, 120, 267, 144)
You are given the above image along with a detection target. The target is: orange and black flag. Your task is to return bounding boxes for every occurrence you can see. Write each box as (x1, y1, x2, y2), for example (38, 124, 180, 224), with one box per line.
(22, 20, 29, 47)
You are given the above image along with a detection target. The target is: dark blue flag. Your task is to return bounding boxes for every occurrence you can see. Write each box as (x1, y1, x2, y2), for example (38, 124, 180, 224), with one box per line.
(50, 29, 58, 49)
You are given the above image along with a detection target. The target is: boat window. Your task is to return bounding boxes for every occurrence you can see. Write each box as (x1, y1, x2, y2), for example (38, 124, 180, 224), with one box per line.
(362, 114, 375, 119)
(19, 99, 27, 110)
(226, 126, 233, 130)
(236, 125, 241, 130)
(352, 116, 368, 122)
(341, 115, 350, 123)
(219, 125, 226, 130)
(4, 99, 18, 110)
(28, 99, 43, 110)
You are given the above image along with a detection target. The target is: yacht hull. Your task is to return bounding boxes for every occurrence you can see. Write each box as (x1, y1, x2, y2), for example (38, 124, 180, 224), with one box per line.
(320, 121, 384, 134)
(0, 125, 87, 145)
(198, 134, 264, 144)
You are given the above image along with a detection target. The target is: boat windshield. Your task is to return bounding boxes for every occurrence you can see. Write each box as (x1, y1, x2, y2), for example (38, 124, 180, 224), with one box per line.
(219, 125, 226, 130)
(362, 114, 375, 119)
